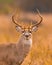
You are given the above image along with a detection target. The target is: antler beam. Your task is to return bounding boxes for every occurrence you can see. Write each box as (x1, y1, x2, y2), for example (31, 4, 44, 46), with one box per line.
(12, 14, 22, 27)
(31, 9, 43, 28)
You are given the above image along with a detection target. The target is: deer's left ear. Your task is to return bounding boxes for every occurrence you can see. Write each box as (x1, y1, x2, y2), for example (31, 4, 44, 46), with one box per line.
(32, 26, 38, 32)
(15, 26, 22, 32)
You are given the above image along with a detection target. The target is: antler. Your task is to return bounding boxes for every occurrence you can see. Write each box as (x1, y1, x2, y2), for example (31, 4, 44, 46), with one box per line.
(31, 9, 43, 28)
(12, 14, 22, 28)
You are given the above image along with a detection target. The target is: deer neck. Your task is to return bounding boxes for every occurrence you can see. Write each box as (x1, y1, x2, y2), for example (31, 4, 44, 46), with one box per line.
(17, 34, 32, 48)
(20, 35, 32, 46)
(16, 35, 32, 63)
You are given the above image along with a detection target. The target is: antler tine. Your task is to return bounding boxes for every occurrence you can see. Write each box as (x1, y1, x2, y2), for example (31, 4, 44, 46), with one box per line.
(12, 13, 22, 27)
(31, 9, 43, 28)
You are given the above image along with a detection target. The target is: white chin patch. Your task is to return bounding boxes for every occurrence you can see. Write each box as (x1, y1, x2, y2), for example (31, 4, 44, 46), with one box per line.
(24, 39, 32, 47)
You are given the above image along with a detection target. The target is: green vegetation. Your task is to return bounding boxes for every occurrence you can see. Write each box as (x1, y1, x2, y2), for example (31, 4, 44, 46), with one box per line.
(0, 0, 13, 3)
(0, 0, 52, 14)
(0, 0, 14, 14)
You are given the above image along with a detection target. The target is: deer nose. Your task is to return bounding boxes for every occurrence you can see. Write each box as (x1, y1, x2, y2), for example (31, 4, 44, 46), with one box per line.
(25, 35, 29, 37)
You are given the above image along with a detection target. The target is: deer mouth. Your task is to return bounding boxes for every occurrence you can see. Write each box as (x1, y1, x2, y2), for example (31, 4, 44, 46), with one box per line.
(26, 36, 29, 40)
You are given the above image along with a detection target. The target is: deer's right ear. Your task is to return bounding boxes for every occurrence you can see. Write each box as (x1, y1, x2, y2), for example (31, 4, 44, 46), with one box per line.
(15, 26, 22, 32)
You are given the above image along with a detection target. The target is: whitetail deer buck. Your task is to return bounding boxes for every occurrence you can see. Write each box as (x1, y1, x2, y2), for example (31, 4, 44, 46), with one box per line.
(0, 9, 43, 65)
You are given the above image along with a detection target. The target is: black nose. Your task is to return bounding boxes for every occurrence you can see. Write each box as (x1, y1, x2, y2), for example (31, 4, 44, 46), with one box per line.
(25, 35, 29, 37)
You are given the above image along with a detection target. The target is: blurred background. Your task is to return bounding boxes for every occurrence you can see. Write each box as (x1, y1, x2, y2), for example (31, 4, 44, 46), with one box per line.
(0, 0, 52, 14)
(0, 0, 52, 65)
(0, 0, 52, 43)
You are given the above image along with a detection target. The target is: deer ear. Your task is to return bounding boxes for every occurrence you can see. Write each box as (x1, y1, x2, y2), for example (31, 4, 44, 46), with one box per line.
(32, 26, 38, 32)
(16, 26, 22, 32)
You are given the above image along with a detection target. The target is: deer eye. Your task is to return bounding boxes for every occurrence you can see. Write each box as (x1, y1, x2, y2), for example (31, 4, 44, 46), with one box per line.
(22, 30, 25, 33)
(29, 31, 32, 33)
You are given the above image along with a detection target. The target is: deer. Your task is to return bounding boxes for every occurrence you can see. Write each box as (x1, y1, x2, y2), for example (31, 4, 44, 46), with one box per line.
(0, 9, 43, 65)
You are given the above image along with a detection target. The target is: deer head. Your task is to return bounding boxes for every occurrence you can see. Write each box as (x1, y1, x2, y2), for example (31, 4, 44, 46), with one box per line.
(12, 9, 43, 40)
